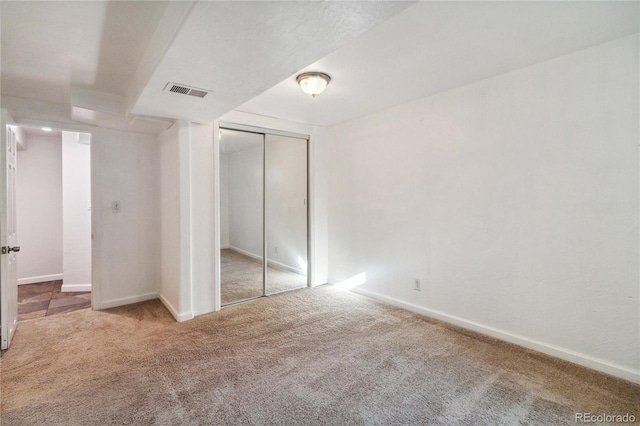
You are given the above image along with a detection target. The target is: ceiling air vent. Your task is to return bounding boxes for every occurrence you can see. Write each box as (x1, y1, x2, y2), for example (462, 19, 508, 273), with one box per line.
(164, 82, 209, 98)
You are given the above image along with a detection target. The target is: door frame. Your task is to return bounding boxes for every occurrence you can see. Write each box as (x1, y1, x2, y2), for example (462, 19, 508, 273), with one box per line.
(217, 122, 311, 306)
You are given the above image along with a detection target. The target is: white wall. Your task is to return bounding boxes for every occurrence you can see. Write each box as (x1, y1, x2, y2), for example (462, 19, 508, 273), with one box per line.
(227, 143, 264, 259)
(15, 126, 27, 151)
(62, 131, 92, 292)
(159, 123, 181, 318)
(158, 121, 214, 321)
(219, 154, 229, 248)
(91, 127, 161, 309)
(188, 122, 215, 317)
(265, 136, 308, 273)
(326, 35, 639, 383)
(16, 135, 63, 284)
(310, 126, 329, 286)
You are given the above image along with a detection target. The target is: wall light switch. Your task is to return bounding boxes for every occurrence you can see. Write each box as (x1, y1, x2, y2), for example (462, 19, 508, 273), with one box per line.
(111, 201, 121, 213)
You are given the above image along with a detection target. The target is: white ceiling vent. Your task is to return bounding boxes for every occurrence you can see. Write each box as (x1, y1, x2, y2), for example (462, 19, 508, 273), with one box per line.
(164, 82, 209, 98)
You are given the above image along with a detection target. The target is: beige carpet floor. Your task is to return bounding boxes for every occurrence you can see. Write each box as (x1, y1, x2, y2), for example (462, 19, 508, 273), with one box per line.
(221, 248, 307, 305)
(1, 286, 638, 425)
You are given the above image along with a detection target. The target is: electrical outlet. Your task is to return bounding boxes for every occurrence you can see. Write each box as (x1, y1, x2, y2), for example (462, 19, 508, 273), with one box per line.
(111, 201, 121, 213)
(414, 278, 421, 291)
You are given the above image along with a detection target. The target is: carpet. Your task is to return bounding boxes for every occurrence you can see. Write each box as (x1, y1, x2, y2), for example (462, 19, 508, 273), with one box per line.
(1, 286, 637, 425)
(221, 248, 307, 305)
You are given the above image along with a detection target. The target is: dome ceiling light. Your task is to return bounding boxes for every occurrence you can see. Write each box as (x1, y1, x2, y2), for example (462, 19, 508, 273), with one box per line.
(296, 72, 331, 98)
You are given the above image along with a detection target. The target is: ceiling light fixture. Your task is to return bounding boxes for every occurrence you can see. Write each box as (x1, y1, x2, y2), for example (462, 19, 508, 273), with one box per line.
(296, 72, 331, 98)
(42, 127, 52, 132)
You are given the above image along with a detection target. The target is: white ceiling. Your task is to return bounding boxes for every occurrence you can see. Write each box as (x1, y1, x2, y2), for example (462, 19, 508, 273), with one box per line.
(1, 1, 168, 104)
(238, 1, 640, 126)
(1, 1, 638, 131)
(129, 1, 413, 123)
(21, 126, 62, 138)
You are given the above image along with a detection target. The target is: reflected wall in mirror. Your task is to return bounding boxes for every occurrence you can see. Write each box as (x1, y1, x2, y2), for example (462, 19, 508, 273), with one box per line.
(265, 134, 308, 295)
(220, 129, 264, 305)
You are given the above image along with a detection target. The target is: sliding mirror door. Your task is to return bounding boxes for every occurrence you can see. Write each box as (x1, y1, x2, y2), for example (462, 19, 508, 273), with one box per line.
(265, 134, 308, 295)
(220, 129, 264, 305)
(219, 126, 309, 306)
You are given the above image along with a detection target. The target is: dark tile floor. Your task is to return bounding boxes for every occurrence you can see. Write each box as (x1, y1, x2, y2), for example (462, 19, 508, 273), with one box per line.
(18, 280, 91, 321)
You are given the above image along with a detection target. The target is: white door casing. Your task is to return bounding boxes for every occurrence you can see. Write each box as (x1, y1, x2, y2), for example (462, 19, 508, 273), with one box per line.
(1, 110, 19, 350)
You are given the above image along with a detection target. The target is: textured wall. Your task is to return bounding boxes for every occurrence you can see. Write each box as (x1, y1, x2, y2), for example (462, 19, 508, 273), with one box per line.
(159, 124, 180, 315)
(16, 135, 62, 284)
(62, 131, 92, 290)
(326, 35, 639, 380)
(91, 127, 160, 309)
(227, 143, 264, 259)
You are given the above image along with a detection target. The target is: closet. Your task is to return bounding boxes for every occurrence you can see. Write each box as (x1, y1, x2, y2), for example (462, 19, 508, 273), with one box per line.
(219, 124, 308, 305)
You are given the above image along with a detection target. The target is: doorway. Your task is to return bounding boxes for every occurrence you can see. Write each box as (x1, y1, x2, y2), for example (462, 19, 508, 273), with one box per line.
(15, 127, 92, 320)
(219, 125, 309, 306)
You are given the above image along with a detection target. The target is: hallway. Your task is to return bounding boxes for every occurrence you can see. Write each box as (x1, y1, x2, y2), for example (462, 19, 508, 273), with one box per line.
(18, 281, 91, 321)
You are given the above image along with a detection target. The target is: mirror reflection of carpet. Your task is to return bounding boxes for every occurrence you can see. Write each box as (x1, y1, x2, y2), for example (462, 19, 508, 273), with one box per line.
(221, 249, 306, 305)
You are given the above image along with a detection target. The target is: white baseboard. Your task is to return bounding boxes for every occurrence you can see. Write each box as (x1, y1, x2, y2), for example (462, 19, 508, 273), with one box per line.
(18, 274, 63, 285)
(229, 246, 305, 275)
(159, 293, 194, 322)
(349, 287, 640, 385)
(220, 244, 230, 249)
(94, 292, 159, 310)
(229, 245, 261, 261)
(267, 258, 305, 276)
(61, 283, 91, 292)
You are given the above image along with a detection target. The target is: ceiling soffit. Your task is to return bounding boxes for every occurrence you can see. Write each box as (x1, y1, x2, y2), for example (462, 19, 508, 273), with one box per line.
(130, 1, 414, 123)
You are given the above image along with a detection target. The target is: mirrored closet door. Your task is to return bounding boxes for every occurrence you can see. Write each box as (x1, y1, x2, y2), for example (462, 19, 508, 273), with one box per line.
(265, 133, 308, 295)
(219, 129, 264, 304)
(219, 125, 308, 306)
